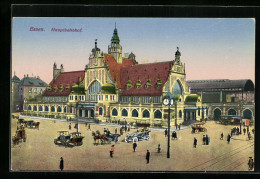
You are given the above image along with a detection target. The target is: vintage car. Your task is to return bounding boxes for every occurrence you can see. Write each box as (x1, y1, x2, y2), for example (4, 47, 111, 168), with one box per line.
(70, 132, 84, 146)
(125, 131, 150, 143)
(191, 123, 207, 133)
(54, 131, 84, 146)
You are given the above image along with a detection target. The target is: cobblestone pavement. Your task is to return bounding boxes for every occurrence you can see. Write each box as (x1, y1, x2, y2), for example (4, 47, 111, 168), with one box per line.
(11, 117, 254, 172)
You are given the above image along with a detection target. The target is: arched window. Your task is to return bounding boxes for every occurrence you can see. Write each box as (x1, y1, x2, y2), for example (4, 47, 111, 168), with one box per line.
(172, 80, 183, 95)
(39, 106, 43, 111)
(122, 109, 128, 117)
(179, 110, 182, 118)
(154, 110, 162, 119)
(143, 109, 150, 118)
(99, 108, 103, 115)
(243, 109, 252, 119)
(132, 109, 138, 117)
(228, 109, 237, 115)
(91, 109, 94, 117)
(112, 108, 118, 116)
(214, 108, 221, 120)
(33, 105, 37, 111)
(57, 106, 62, 112)
(45, 106, 49, 112)
(28, 105, 32, 110)
(79, 109, 82, 117)
(88, 80, 102, 94)
(85, 110, 88, 117)
(51, 106, 55, 112)
(64, 107, 67, 113)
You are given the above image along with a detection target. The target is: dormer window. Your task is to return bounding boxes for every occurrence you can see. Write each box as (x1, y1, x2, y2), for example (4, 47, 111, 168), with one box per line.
(126, 80, 132, 90)
(156, 78, 162, 89)
(47, 85, 52, 91)
(59, 84, 64, 91)
(145, 79, 152, 89)
(66, 84, 70, 91)
(53, 85, 58, 92)
(136, 80, 142, 89)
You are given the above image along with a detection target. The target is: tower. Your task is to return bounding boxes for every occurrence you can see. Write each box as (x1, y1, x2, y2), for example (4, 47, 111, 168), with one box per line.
(89, 39, 104, 67)
(53, 62, 64, 80)
(108, 24, 122, 64)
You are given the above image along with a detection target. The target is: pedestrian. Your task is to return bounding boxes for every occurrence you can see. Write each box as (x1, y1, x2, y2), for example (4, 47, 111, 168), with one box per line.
(133, 142, 137, 152)
(69, 123, 71, 130)
(248, 132, 251, 140)
(125, 125, 127, 132)
(193, 137, 197, 148)
(243, 128, 246, 135)
(206, 135, 209, 145)
(88, 124, 91, 131)
(220, 132, 224, 140)
(85, 122, 88, 127)
(248, 157, 254, 171)
(171, 131, 174, 139)
(227, 134, 231, 144)
(146, 150, 150, 164)
(247, 126, 249, 134)
(110, 145, 115, 158)
(164, 129, 168, 137)
(178, 124, 181, 130)
(157, 144, 161, 153)
(128, 127, 130, 132)
(230, 129, 233, 137)
(115, 128, 117, 134)
(59, 157, 64, 171)
(203, 135, 206, 145)
(252, 129, 255, 134)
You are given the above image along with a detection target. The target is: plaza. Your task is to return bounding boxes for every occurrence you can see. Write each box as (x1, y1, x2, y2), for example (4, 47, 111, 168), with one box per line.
(11, 116, 254, 171)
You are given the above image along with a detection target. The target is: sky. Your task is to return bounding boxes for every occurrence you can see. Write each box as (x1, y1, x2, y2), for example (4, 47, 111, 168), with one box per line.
(12, 18, 255, 84)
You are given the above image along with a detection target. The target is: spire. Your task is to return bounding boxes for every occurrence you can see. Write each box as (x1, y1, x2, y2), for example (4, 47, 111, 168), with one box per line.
(111, 24, 120, 44)
(95, 39, 97, 48)
(175, 47, 181, 64)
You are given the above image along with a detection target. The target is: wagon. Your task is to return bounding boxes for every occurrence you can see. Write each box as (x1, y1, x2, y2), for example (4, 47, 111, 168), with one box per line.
(125, 131, 150, 143)
(25, 120, 40, 129)
(70, 132, 84, 146)
(191, 123, 207, 133)
(12, 129, 27, 145)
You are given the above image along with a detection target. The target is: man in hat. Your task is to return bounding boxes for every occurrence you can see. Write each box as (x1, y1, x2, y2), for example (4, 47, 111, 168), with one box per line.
(146, 150, 150, 164)
(193, 137, 197, 148)
(133, 142, 137, 152)
(248, 157, 254, 171)
(60, 157, 64, 171)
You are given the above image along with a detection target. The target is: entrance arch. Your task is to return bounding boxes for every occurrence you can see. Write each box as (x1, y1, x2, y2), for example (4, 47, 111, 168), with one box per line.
(214, 108, 221, 120)
(243, 109, 252, 119)
(228, 109, 237, 115)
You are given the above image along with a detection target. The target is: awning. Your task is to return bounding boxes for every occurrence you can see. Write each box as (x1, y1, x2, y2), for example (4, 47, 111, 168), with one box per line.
(73, 102, 97, 108)
(184, 107, 198, 110)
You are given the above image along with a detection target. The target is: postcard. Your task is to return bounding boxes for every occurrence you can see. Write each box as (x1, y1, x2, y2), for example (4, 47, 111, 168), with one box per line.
(11, 17, 255, 172)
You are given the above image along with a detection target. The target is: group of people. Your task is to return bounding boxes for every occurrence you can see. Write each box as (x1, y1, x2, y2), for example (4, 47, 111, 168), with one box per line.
(231, 127, 240, 136)
(202, 135, 210, 145)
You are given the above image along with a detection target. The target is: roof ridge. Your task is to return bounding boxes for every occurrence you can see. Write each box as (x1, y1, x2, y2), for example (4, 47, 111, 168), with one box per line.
(132, 60, 173, 66)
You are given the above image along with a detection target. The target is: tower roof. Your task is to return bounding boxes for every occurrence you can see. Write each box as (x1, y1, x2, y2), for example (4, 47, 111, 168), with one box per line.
(111, 27, 120, 43)
(12, 75, 20, 83)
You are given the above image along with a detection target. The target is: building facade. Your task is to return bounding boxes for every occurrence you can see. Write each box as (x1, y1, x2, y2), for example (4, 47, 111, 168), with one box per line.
(23, 27, 207, 127)
(187, 79, 255, 121)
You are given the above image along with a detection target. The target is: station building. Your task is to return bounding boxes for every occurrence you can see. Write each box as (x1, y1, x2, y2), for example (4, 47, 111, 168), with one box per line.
(187, 79, 255, 121)
(23, 27, 211, 127)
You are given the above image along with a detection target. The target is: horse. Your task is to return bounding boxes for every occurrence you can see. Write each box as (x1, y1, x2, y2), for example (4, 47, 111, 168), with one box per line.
(92, 131, 107, 145)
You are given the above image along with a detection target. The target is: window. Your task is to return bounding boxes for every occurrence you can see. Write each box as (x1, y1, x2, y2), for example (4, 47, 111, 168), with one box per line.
(143, 109, 150, 118)
(121, 96, 130, 103)
(110, 96, 113, 101)
(106, 95, 108, 100)
(122, 109, 128, 117)
(153, 96, 161, 103)
(33, 105, 37, 111)
(156, 78, 162, 89)
(29, 88, 32, 93)
(127, 80, 132, 90)
(112, 108, 118, 116)
(40, 89, 43, 94)
(75, 96, 78, 100)
(145, 79, 152, 89)
(132, 96, 140, 103)
(132, 109, 138, 117)
(34, 88, 37, 93)
(136, 80, 141, 89)
(51, 106, 55, 112)
(39, 106, 43, 111)
(154, 110, 162, 119)
(172, 81, 183, 95)
(99, 108, 103, 115)
(57, 106, 62, 112)
(198, 109, 200, 116)
(45, 106, 49, 111)
(64, 107, 67, 113)
(179, 110, 182, 118)
(143, 96, 151, 103)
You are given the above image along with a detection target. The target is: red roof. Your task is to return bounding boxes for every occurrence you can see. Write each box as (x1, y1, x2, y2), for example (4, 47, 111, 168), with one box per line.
(120, 61, 174, 96)
(42, 71, 85, 96)
(104, 54, 136, 88)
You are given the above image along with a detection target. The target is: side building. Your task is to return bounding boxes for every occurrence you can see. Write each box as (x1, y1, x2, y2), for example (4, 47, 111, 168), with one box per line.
(24, 26, 207, 127)
(187, 79, 255, 121)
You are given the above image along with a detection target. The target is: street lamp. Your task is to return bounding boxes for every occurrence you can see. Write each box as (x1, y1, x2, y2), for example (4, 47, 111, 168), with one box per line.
(163, 91, 175, 158)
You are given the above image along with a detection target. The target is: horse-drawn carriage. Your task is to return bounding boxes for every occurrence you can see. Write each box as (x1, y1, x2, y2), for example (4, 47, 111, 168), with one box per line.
(191, 123, 207, 133)
(125, 131, 150, 143)
(25, 120, 40, 129)
(54, 131, 84, 146)
(92, 130, 120, 145)
(12, 129, 27, 145)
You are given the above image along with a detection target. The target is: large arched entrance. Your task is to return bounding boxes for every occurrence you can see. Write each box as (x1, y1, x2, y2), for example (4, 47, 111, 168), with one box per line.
(243, 109, 252, 119)
(228, 109, 237, 115)
(214, 108, 221, 120)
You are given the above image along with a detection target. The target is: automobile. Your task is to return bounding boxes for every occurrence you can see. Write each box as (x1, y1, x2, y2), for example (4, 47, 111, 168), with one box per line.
(191, 123, 207, 133)
(125, 131, 150, 143)
(54, 131, 72, 146)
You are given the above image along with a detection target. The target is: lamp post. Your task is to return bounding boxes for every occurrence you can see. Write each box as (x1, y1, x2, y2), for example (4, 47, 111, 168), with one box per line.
(163, 91, 175, 158)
